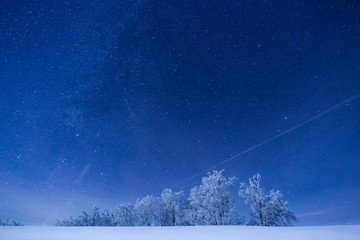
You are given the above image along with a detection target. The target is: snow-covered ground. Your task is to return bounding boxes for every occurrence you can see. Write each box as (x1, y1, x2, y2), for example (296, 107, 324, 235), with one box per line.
(0, 225, 359, 240)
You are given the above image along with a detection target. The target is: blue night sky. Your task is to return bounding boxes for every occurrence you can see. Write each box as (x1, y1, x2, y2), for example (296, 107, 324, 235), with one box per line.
(1, 0, 360, 225)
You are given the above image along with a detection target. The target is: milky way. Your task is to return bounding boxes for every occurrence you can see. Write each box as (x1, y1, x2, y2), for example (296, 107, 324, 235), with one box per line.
(1, 0, 360, 225)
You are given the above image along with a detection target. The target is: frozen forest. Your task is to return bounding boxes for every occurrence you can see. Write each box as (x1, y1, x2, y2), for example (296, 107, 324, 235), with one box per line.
(56, 171, 296, 227)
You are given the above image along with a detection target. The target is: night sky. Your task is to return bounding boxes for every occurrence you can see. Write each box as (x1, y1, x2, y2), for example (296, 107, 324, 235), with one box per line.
(1, 0, 360, 226)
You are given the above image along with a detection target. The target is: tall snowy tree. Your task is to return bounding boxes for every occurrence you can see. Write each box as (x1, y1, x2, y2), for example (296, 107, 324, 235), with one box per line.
(90, 206, 102, 226)
(115, 203, 137, 226)
(78, 211, 91, 226)
(160, 188, 184, 226)
(238, 173, 266, 226)
(134, 195, 161, 226)
(185, 170, 238, 225)
(239, 173, 296, 226)
(100, 209, 116, 226)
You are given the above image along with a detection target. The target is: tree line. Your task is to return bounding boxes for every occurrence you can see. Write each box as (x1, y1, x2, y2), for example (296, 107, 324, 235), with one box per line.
(56, 170, 296, 227)
(0, 218, 24, 226)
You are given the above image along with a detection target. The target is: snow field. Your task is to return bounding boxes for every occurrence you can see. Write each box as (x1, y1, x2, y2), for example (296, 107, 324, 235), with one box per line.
(0, 225, 359, 240)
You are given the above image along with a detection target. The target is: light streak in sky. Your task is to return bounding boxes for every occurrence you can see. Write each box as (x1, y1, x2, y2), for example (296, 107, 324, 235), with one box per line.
(181, 93, 360, 183)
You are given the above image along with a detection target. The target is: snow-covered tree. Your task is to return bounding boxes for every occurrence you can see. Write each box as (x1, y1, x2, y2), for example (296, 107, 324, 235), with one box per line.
(160, 188, 184, 226)
(55, 217, 77, 226)
(77, 211, 91, 226)
(100, 209, 116, 226)
(114, 204, 137, 226)
(263, 189, 297, 226)
(185, 170, 238, 225)
(239, 173, 296, 226)
(238, 173, 266, 225)
(183, 188, 202, 225)
(0, 218, 23, 226)
(134, 195, 161, 226)
(90, 206, 102, 226)
(56, 207, 116, 226)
